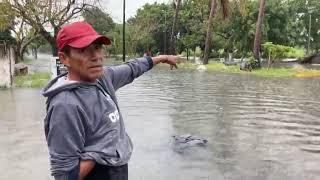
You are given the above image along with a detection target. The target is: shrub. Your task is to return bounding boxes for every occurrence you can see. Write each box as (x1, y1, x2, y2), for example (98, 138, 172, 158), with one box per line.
(262, 42, 305, 60)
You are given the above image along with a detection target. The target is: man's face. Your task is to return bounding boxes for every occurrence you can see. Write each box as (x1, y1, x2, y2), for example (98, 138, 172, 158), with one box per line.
(59, 41, 104, 82)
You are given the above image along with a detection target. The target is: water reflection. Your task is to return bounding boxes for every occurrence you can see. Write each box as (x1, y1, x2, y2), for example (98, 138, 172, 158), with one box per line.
(120, 68, 320, 180)
(0, 89, 51, 180)
(0, 67, 320, 180)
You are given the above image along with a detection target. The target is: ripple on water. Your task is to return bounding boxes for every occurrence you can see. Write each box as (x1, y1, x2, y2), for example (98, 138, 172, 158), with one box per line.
(1, 68, 320, 179)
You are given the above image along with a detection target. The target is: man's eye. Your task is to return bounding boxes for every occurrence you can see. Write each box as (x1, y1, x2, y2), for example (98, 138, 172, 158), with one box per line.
(80, 48, 86, 53)
(95, 44, 102, 50)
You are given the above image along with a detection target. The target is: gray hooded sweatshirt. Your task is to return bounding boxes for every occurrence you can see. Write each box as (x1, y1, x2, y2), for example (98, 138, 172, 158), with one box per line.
(42, 57, 153, 179)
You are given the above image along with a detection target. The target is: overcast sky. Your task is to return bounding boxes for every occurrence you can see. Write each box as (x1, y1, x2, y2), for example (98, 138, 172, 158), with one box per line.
(102, 0, 169, 23)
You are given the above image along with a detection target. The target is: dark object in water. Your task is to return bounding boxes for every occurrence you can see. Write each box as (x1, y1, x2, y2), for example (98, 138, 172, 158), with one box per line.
(172, 134, 208, 147)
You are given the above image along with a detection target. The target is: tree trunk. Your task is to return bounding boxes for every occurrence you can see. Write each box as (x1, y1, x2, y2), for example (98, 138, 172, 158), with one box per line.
(169, 0, 181, 55)
(203, 0, 217, 65)
(13, 42, 23, 63)
(14, 34, 41, 63)
(194, 47, 196, 62)
(14, 49, 23, 63)
(187, 48, 189, 60)
(253, 0, 266, 67)
(267, 52, 271, 70)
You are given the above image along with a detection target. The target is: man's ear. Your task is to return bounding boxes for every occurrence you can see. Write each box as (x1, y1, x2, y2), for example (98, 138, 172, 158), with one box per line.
(58, 52, 70, 67)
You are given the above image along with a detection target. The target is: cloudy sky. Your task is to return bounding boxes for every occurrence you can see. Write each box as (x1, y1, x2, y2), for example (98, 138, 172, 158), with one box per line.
(102, 0, 169, 23)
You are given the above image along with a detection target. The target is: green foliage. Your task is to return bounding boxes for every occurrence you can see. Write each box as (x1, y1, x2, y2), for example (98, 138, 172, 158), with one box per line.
(108, 24, 122, 56)
(262, 42, 305, 60)
(0, 2, 14, 31)
(29, 36, 48, 51)
(122, 0, 320, 58)
(286, 48, 305, 58)
(181, 46, 202, 57)
(262, 42, 287, 60)
(82, 7, 115, 36)
(0, 2, 15, 44)
(127, 3, 175, 55)
(289, 0, 320, 53)
(247, 56, 260, 69)
(177, 0, 209, 53)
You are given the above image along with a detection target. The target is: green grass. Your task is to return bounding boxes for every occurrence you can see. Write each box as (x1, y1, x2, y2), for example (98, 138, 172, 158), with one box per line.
(14, 72, 50, 88)
(251, 68, 296, 77)
(179, 62, 318, 78)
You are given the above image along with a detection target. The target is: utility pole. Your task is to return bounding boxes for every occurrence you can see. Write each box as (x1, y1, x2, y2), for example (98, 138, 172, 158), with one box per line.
(122, 0, 126, 62)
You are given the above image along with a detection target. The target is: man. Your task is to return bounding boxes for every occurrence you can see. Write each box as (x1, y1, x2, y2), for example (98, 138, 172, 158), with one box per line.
(42, 21, 178, 180)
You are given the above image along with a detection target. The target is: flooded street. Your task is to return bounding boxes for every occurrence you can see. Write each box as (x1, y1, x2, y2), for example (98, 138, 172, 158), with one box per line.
(1, 66, 320, 180)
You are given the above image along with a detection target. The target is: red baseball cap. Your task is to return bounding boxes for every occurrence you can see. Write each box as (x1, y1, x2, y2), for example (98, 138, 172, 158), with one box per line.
(56, 21, 111, 51)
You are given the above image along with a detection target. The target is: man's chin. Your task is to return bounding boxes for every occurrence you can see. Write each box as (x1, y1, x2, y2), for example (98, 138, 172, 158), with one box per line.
(89, 72, 104, 81)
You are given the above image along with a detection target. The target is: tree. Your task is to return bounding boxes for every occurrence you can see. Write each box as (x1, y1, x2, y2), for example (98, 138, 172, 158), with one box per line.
(82, 7, 115, 36)
(0, 2, 15, 44)
(169, 0, 182, 54)
(0, 2, 39, 62)
(253, 0, 266, 66)
(119, 0, 318, 62)
(29, 35, 48, 59)
(178, 0, 209, 59)
(127, 3, 174, 56)
(203, 0, 229, 65)
(11, 19, 40, 62)
(291, 0, 320, 54)
(212, 0, 257, 59)
(6, 0, 100, 56)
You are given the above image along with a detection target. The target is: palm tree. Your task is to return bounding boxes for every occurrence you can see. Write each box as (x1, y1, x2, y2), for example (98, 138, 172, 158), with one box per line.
(253, 0, 266, 67)
(169, 0, 182, 54)
(203, 0, 229, 65)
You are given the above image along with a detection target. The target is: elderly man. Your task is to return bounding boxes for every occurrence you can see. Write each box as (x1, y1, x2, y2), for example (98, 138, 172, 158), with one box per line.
(42, 21, 178, 180)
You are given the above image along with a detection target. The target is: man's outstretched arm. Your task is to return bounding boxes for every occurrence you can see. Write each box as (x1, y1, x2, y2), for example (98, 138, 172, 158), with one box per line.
(105, 55, 179, 91)
(151, 55, 179, 69)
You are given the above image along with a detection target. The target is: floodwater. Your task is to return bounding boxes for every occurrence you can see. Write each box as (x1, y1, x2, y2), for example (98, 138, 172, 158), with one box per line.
(1, 65, 320, 180)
